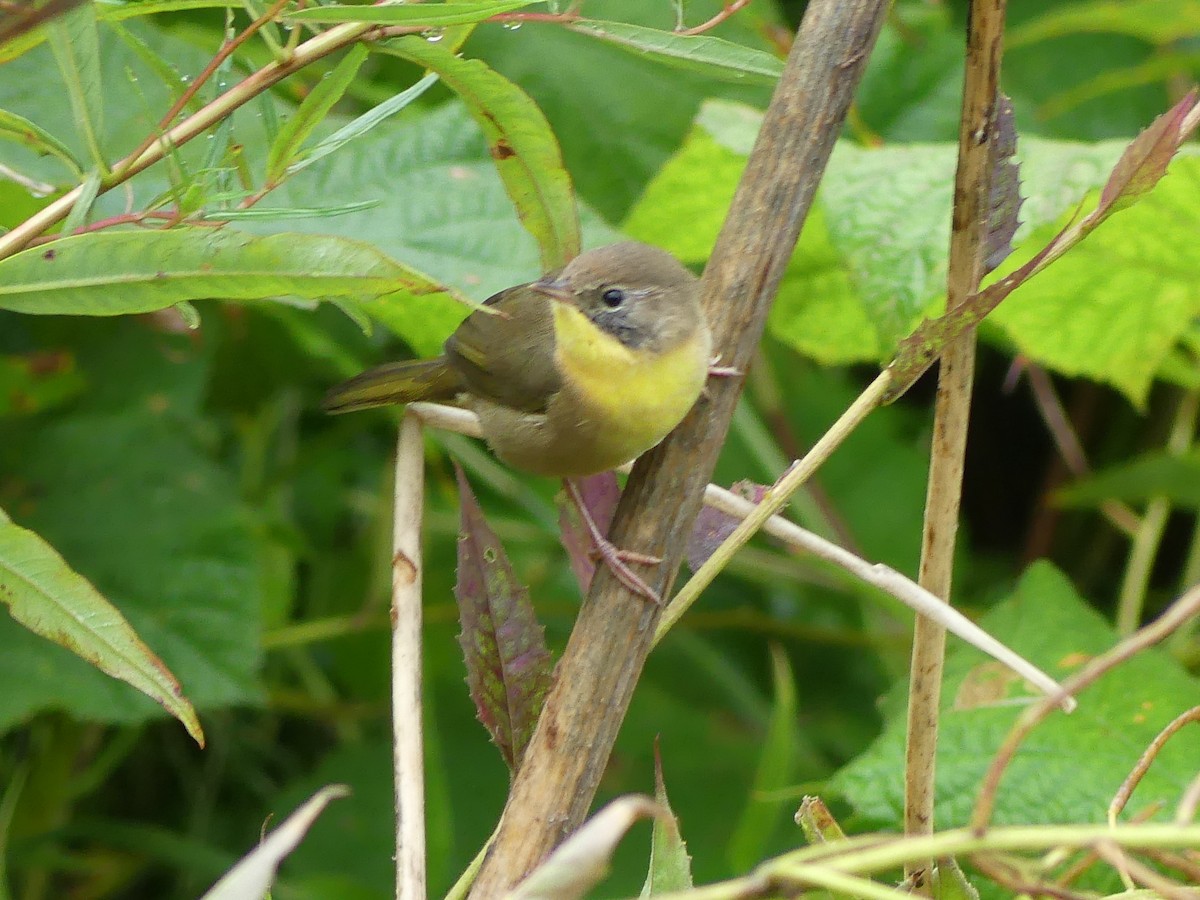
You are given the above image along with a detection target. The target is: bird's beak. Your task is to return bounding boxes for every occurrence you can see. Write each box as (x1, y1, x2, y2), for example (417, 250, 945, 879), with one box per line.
(531, 276, 573, 303)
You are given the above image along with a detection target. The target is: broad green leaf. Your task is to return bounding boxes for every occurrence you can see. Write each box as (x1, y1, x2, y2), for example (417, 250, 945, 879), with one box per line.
(1009, 0, 1200, 48)
(267, 44, 369, 182)
(726, 644, 798, 871)
(0, 228, 466, 321)
(381, 37, 580, 270)
(1057, 449, 1200, 509)
(0, 323, 267, 732)
(567, 19, 783, 84)
(0, 507, 203, 745)
(453, 466, 552, 773)
(99, 0, 243, 20)
(286, 1, 539, 25)
(47, 1, 106, 170)
(990, 155, 1200, 407)
(832, 562, 1200, 829)
(0, 108, 82, 177)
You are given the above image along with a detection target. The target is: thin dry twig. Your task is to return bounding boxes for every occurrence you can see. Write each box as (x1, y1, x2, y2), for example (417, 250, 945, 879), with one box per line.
(1094, 839, 1195, 899)
(972, 582, 1200, 831)
(466, 2, 892, 894)
(392, 414, 426, 900)
(1178, 771, 1200, 825)
(1110, 705, 1200, 824)
(904, 1, 1006, 887)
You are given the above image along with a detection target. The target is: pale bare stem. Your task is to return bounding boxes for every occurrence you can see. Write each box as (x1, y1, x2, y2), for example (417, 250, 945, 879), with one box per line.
(972, 582, 1200, 831)
(1116, 388, 1200, 635)
(400, 400, 1073, 705)
(392, 414, 426, 900)
(1024, 365, 1140, 536)
(667, 369, 892, 624)
(1094, 840, 1195, 899)
(904, 1, 1005, 888)
(1177, 771, 1200, 825)
(969, 853, 1091, 900)
(0, 19, 375, 261)
(1109, 706, 1200, 824)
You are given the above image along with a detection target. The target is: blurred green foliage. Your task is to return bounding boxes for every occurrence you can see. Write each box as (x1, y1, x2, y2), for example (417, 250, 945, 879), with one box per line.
(1, 1, 1199, 898)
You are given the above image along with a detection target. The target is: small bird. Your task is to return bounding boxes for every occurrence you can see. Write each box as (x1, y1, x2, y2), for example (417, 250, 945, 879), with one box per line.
(323, 241, 713, 600)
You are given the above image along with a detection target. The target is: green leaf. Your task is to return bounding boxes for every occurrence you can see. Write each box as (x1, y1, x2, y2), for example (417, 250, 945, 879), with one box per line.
(991, 154, 1200, 407)
(98, 0, 245, 21)
(832, 562, 1200, 829)
(0, 507, 203, 745)
(286, 0, 539, 25)
(47, 1, 106, 171)
(1057, 449, 1200, 509)
(726, 644, 798, 871)
(567, 19, 783, 84)
(1008, 0, 1200, 48)
(267, 45, 370, 183)
(0, 108, 83, 177)
(453, 466, 553, 772)
(285, 72, 439, 177)
(0, 228, 466, 320)
(0, 323, 267, 732)
(381, 37, 580, 270)
(640, 746, 693, 896)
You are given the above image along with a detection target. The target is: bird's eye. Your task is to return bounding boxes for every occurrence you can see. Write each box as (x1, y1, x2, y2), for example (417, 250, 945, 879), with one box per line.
(601, 287, 626, 308)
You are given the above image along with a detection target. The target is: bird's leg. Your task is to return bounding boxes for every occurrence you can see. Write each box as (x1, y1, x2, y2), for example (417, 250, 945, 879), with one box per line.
(564, 478, 663, 604)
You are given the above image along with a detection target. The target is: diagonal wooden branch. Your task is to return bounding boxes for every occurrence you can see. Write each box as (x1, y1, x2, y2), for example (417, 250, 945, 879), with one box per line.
(466, 1, 892, 894)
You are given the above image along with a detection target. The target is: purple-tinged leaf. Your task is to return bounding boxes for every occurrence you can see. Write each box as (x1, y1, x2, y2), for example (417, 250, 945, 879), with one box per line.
(557, 472, 621, 593)
(1097, 89, 1199, 222)
(686, 481, 767, 572)
(983, 94, 1021, 274)
(454, 466, 552, 773)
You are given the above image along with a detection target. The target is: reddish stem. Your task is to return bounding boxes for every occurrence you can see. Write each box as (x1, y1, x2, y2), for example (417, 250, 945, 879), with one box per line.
(678, 0, 751, 36)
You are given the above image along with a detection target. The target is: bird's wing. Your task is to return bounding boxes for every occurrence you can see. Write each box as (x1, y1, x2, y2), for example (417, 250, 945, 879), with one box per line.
(444, 284, 562, 413)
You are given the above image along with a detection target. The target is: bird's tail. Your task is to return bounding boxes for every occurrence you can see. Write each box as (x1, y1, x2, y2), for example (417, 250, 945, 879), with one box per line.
(322, 357, 464, 413)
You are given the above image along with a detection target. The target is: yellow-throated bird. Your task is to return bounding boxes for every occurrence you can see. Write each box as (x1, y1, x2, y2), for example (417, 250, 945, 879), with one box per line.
(323, 241, 713, 599)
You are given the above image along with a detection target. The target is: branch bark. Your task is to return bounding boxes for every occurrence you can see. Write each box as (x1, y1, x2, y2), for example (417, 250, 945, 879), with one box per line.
(903, 0, 1006, 888)
(467, 1, 891, 894)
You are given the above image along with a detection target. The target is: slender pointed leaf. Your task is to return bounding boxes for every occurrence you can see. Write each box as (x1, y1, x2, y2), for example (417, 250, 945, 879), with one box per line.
(0, 108, 82, 177)
(454, 466, 552, 772)
(568, 19, 784, 84)
(286, 1, 538, 25)
(0, 507, 203, 745)
(286, 72, 439, 176)
(47, 1, 106, 170)
(267, 44, 370, 182)
(382, 37, 580, 269)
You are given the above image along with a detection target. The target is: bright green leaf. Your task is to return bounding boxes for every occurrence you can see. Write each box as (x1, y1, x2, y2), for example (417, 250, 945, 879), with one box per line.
(0, 506, 203, 744)
(567, 19, 783, 84)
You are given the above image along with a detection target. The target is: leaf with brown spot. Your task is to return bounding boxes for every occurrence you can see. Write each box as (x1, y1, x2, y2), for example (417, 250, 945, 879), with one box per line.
(382, 37, 580, 270)
(454, 466, 552, 772)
